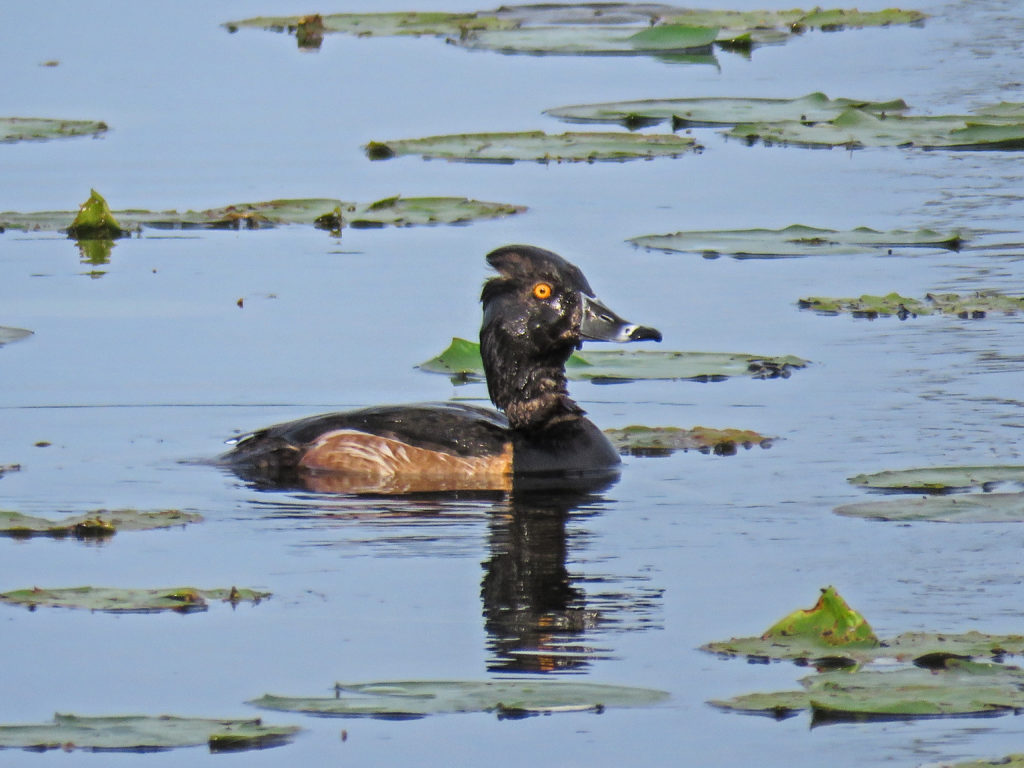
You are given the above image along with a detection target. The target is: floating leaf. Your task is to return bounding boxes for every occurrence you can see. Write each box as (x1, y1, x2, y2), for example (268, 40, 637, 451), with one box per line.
(0, 586, 269, 613)
(66, 189, 127, 240)
(0, 196, 523, 234)
(763, 586, 878, 649)
(629, 224, 963, 259)
(0, 117, 108, 143)
(729, 107, 1024, 150)
(418, 338, 808, 381)
(835, 492, 1024, 523)
(0, 713, 298, 752)
(546, 92, 908, 129)
(454, 24, 717, 55)
(802, 291, 1024, 319)
(939, 754, 1024, 768)
(0, 327, 33, 347)
(224, 11, 513, 38)
(0, 509, 201, 540)
(711, 659, 1024, 720)
(251, 680, 668, 718)
(849, 465, 1024, 492)
(366, 131, 701, 164)
(793, 8, 927, 30)
(604, 425, 773, 456)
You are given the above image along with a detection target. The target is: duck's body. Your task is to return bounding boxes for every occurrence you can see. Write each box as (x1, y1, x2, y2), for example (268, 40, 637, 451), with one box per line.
(222, 245, 660, 493)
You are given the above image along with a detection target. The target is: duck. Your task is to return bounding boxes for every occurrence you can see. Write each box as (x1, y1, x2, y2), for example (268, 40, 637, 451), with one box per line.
(221, 245, 661, 494)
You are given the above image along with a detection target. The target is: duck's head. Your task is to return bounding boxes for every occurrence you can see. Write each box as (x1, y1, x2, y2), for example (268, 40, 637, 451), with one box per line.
(480, 245, 661, 429)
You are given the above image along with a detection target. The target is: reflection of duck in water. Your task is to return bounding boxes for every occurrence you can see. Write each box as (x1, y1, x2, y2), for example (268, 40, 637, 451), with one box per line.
(221, 245, 661, 493)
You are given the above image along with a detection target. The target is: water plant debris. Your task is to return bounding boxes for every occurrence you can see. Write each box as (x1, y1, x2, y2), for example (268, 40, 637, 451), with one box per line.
(0, 117, 108, 143)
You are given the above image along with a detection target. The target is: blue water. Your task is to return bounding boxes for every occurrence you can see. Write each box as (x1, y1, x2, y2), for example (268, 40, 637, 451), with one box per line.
(3, 0, 1024, 764)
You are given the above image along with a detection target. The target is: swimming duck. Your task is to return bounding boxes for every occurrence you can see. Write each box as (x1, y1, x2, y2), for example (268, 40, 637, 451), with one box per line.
(222, 245, 661, 493)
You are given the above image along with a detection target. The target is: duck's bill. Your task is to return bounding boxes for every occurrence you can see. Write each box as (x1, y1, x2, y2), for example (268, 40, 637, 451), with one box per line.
(581, 296, 662, 343)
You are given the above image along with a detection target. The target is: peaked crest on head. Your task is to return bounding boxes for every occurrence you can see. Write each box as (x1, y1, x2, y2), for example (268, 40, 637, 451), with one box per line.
(484, 244, 595, 297)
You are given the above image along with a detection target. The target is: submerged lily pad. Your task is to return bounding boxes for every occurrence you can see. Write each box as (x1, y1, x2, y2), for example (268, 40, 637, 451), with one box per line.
(604, 425, 773, 456)
(546, 92, 908, 129)
(0, 117, 108, 143)
(0, 713, 298, 752)
(0, 195, 524, 234)
(835, 492, 1024, 523)
(366, 131, 701, 164)
(251, 680, 668, 718)
(849, 465, 1024, 492)
(629, 224, 963, 259)
(0, 327, 33, 347)
(0, 509, 201, 540)
(730, 107, 1024, 150)
(0, 586, 269, 613)
(419, 338, 808, 381)
(711, 658, 1024, 721)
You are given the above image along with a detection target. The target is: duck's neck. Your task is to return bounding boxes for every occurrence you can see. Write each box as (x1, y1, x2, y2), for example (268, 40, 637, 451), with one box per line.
(481, 327, 585, 432)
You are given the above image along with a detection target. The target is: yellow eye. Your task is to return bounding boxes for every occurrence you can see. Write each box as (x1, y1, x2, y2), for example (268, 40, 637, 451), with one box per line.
(532, 282, 553, 300)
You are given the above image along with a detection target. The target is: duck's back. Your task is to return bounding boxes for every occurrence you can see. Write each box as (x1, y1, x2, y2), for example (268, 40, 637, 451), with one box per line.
(223, 402, 515, 493)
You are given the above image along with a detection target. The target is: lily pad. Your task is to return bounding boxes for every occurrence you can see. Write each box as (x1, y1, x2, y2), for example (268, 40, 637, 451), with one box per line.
(729, 107, 1024, 150)
(251, 680, 669, 718)
(225, 5, 925, 54)
(0, 117, 108, 143)
(835, 492, 1024, 523)
(939, 754, 1024, 768)
(0, 586, 269, 613)
(0, 195, 524, 234)
(66, 189, 127, 240)
(802, 291, 1024, 319)
(366, 131, 701, 164)
(604, 425, 773, 456)
(0, 327, 33, 347)
(0, 509, 201, 540)
(849, 465, 1024, 492)
(704, 589, 1024, 664)
(0, 713, 298, 752)
(629, 224, 963, 259)
(712, 659, 1024, 721)
(454, 24, 718, 55)
(546, 92, 909, 129)
(419, 338, 808, 381)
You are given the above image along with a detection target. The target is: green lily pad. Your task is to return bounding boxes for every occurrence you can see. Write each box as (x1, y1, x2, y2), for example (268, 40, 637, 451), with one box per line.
(603, 425, 773, 456)
(793, 8, 927, 30)
(66, 189, 127, 240)
(940, 754, 1024, 768)
(629, 224, 963, 259)
(849, 465, 1024, 492)
(729, 107, 1024, 150)
(0, 117, 108, 144)
(0, 509, 201, 540)
(0, 327, 33, 347)
(711, 658, 1024, 720)
(419, 338, 808, 381)
(835, 492, 1024, 523)
(762, 586, 878, 649)
(0, 195, 524, 234)
(0, 586, 270, 613)
(546, 92, 909, 129)
(251, 680, 668, 718)
(224, 11, 512, 38)
(366, 131, 701, 164)
(454, 24, 718, 55)
(0, 713, 298, 752)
